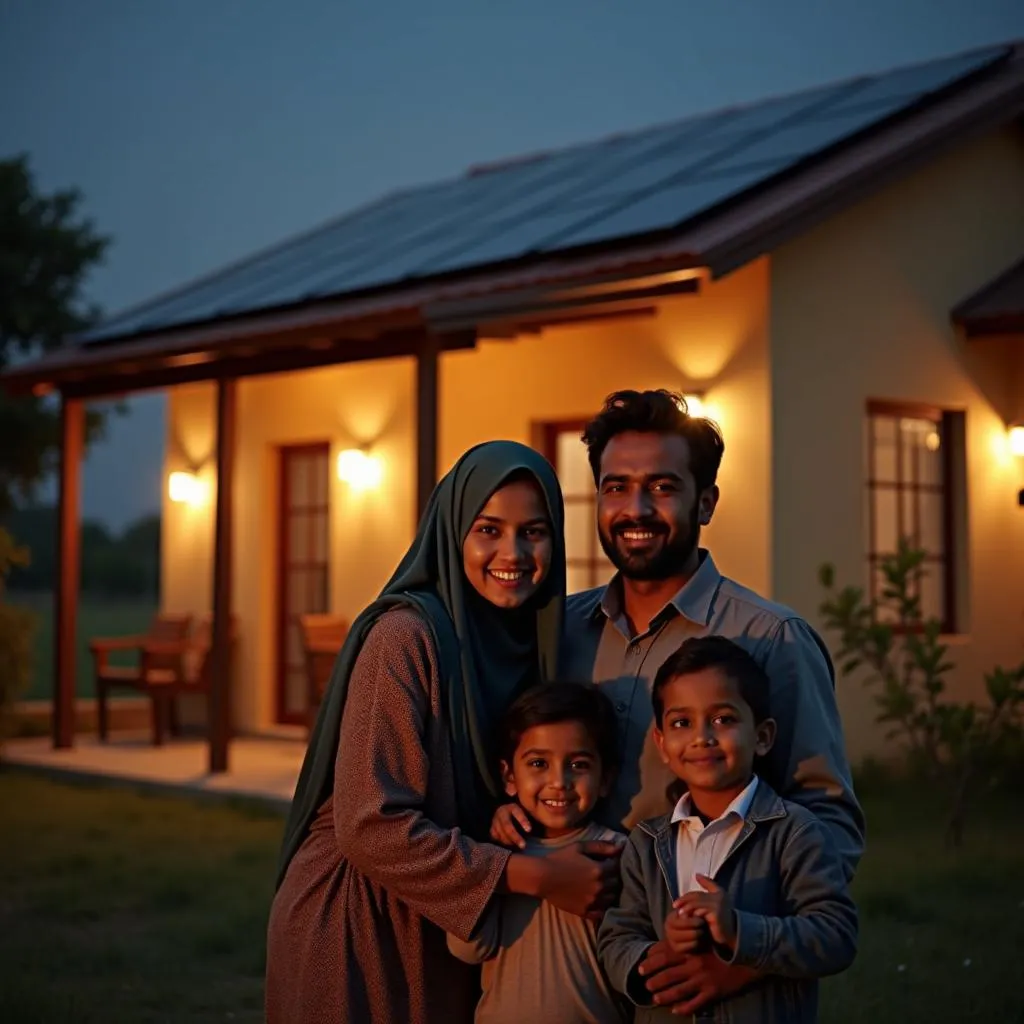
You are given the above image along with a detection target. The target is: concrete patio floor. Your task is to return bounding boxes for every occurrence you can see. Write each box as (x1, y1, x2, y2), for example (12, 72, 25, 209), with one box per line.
(1, 731, 306, 810)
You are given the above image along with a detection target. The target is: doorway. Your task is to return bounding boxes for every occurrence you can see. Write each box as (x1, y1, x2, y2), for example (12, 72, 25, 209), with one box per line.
(275, 443, 331, 725)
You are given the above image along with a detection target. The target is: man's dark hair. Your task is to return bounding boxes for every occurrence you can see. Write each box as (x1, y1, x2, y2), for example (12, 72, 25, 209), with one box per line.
(498, 682, 619, 774)
(652, 635, 771, 726)
(581, 389, 725, 493)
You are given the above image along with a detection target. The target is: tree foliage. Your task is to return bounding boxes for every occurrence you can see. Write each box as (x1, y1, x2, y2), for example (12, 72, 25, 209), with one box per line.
(2, 506, 160, 599)
(0, 154, 112, 514)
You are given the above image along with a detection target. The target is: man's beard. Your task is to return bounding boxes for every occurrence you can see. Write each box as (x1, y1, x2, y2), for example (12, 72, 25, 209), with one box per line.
(598, 502, 700, 581)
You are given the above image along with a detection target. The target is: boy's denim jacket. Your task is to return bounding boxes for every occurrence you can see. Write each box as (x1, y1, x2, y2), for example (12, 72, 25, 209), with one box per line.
(597, 779, 858, 1023)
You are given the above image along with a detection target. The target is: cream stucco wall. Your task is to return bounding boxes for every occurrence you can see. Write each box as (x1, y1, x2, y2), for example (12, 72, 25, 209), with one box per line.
(162, 259, 772, 732)
(163, 359, 419, 732)
(443, 257, 772, 593)
(770, 126, 1024, 760)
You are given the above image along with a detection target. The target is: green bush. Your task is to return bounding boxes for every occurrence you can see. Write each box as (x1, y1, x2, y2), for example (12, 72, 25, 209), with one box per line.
(0, 528, 36, 751)
(819, 538, 1024, 846)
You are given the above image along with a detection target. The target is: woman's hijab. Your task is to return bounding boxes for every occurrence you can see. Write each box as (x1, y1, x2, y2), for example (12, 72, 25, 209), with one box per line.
(276, 440, 566, 887)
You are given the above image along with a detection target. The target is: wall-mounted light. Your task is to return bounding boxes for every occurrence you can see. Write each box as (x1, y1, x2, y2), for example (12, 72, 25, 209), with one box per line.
(337, 448, 383, 491)
(168, 470, 208, 506)
(682, 392, 707, 418)
(681, 391, 724, 425)
(1009, 423, 1024, 458)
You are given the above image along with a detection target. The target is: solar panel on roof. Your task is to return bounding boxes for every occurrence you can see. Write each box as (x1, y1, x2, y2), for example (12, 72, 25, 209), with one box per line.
(302, 131, 711, 295)
(824, 47, 1006, 110)
(545, 159, 794, 250)
(78, 43, 1010, 345)
(209, 140, 640, 315)
(720, 106, 903, 167)
(553, 134, 742, 207)
(403, 203, 617, 279)
(690, 83, 851, 143)
(800, 94, 925, 128)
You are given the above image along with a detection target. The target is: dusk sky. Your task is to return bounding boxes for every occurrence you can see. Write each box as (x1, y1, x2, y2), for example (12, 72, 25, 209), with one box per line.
(2, 0, 1023, 530)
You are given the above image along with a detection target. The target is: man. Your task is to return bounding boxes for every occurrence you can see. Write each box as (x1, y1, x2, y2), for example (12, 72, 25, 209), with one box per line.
(562, 389, 865, 1016)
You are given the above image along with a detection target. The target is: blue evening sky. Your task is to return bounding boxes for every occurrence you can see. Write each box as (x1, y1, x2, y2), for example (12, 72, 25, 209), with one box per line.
(2, 0, 1022, 529)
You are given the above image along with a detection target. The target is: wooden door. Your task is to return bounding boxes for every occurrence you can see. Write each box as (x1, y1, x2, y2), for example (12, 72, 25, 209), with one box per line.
(275, 443, 331, 724)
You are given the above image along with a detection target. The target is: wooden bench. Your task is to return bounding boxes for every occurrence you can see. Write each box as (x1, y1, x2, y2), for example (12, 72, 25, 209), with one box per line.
(298, 613, 349, 732)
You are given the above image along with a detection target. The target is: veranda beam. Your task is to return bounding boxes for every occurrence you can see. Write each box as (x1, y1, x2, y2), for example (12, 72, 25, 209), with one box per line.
(209, 377, 237, 774)
(415, 334, 440, 517)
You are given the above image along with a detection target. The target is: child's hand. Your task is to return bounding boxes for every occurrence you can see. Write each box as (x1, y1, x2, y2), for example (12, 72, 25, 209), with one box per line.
(489, 802, 531, 849)
(675, 874, 737, 951)
(663, 906, 708, 954)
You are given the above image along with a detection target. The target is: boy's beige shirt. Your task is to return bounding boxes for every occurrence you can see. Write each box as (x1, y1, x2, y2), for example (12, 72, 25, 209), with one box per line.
(447, 820, 628, 1024)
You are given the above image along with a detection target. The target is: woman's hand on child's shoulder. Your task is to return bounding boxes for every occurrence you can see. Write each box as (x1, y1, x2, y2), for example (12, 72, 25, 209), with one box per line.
(490, 802, 531, 849)
(536, 840, 623, 921)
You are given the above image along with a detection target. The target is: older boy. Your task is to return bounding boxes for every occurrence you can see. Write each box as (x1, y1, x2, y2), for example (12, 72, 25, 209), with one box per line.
(598, 637, 857, 1023)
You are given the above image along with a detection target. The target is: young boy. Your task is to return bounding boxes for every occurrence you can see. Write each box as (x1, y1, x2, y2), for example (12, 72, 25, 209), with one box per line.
(447, 683, 629, 1024)
(598, 636, 857, 1023)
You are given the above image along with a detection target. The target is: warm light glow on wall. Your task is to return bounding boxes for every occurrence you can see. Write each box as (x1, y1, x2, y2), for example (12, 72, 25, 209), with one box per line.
(1009, 424, 1024, 457)
(168, 471, 207, 505)
(682, 392, 722, 424)
(337, 448, 383, 491)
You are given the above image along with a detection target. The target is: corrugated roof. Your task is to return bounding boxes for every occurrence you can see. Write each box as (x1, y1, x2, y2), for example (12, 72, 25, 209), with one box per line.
(80, 43, 1013, 347)
(953, 256, 1024, 335)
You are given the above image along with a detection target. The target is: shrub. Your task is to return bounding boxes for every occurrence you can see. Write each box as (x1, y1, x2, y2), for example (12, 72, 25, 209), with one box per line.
(819, 537, 1024, 846)
(0, 528, 36, 753)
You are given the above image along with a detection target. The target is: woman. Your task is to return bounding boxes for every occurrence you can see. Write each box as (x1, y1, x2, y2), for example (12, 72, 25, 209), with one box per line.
(266, 441, 621, 1023)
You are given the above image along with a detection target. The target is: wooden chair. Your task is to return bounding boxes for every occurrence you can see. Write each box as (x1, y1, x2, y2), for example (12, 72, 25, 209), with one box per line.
(298, 613, 349, 732)
(91, 610, 194, 741)
(146, 614, 240, 746)
(92, 613, 193, 743)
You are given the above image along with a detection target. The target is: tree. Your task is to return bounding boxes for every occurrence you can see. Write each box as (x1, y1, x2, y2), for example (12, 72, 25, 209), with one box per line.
(0, 154, 112, 514)
(1, 505, 161, 598)
(119, 513, 161, 594)
(1, 504, 56, 588)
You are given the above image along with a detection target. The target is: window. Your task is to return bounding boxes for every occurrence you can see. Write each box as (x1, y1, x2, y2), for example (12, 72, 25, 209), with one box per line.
(537, 421, 616, 594)
(865, 401, 961, 632)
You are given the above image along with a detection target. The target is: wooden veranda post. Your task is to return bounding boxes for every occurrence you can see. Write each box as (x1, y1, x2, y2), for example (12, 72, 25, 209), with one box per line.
(415, 334, 440, 517)
(209, 378, 237, 774)
(53, 395, 84, 749)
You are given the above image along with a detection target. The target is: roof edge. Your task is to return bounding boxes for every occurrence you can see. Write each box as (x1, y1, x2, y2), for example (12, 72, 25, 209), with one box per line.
(951, 255, 1024, 321)
(0, 250, 707, 396)
(687, 43, 1024, 277)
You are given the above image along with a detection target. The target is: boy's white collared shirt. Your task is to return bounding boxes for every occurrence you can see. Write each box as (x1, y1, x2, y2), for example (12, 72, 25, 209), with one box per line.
(670, 775, 759, 894)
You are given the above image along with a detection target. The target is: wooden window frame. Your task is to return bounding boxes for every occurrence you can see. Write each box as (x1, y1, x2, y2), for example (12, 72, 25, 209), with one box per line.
(535, 419, 612, 591)
(865, 400, 958, 634)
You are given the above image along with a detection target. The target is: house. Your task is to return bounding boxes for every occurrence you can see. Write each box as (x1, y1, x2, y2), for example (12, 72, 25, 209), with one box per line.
(5, 40, 1024, 771)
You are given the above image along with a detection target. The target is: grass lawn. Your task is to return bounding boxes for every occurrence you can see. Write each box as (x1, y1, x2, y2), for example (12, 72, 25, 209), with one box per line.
(8, 592, 159, 701)
(820, 778, 1024, 1023)
(0, 771, 1022, 1023)
(0, 773, 279, 1024)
